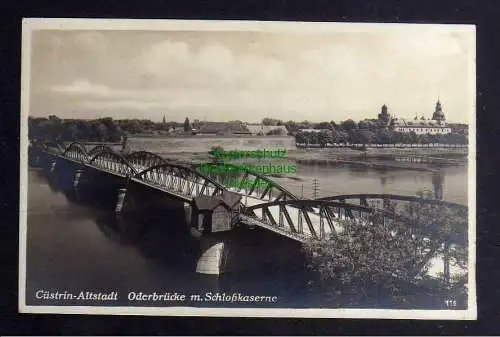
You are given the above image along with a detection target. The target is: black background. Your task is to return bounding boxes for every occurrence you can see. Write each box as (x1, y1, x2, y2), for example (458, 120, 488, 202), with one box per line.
(1, 0, 499, 335)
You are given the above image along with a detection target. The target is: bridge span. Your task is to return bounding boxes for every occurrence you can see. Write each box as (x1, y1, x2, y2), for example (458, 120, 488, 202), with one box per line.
(29, 141, 468, 278)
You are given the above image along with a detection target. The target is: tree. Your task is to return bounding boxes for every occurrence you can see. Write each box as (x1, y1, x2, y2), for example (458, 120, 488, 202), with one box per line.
(295, 131, 306, 144)
(285, 120, 297, 133)
(266, 128, 284, 136)
(348, 130, 374, 145)
(315, 121, 331, 130)
(358, 120, 376, 131)
(302, 192, 468, 308)
(331, 129, 342, 143)
(358, 130, 375, 145)
(408, 131, 418, 144)
(317, 131, 330, 147)
(184, 117, 191, 132)
(375, 129, 392, 144)
(262, 118, 282, 126)
(341, 119, 357, 132)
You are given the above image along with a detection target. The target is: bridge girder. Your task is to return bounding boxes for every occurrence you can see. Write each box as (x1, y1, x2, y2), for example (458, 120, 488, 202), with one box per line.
(88, 150, 138, 176)
(134, 162, 227, 198)
(125, 151, 169, 170)
(63, 142, 89, 162)
(87, 145, 116, 158)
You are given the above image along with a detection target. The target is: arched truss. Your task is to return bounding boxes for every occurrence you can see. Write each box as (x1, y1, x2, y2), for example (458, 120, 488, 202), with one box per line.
(198, 162, 298, 202)
(88, 150, 138, 177)
(62, 142, 89, 162)
(242, 198, 467, 280)
(125, 151, 169, 173)
(133, 163, 227, 201)
(87, 145, 116, 158)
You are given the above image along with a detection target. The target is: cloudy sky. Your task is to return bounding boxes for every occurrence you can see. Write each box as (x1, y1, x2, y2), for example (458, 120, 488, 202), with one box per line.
(28, 22, 475, 123)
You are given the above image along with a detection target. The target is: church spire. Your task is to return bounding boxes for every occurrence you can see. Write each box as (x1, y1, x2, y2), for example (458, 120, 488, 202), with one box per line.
(432, 98, 445, 122)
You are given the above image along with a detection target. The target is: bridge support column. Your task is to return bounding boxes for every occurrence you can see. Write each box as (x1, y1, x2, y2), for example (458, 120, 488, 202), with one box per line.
(49, 160, 57, 173)
(113, 181, 186, 214)
(184, 203, 192, 227)
(195, 228, 305, 276)
(73, 169, 84, 189)
(115, 188, 128, 214)
(196, 236, 229, 275)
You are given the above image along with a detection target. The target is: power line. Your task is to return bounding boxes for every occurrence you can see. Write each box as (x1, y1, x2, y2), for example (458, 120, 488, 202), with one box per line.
(312, 178, 319, 199)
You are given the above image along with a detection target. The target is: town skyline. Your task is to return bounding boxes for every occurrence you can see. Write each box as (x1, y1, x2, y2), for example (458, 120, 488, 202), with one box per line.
(30, 100, 469, 126)
(28, 22, 474, 124)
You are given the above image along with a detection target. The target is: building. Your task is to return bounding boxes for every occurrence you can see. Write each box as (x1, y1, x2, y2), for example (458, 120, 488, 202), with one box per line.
(378, 104, 391, 127)
(191, 191, 242, 233)
(246, 124, 288, 136)
(195, 122, 251, 136)
(391, 99, 452, 135)
(298, 128, 330, 133)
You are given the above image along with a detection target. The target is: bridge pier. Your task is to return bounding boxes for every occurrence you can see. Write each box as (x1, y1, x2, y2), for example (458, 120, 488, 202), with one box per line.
(44, 156, 86, 194)
(73, 169, 84, 189)
(196, 236, 228, 275)
(115, 180, 186, 215)
(75, 168, 127, 209)
(195, 227, 304, 276)
(115, 188, 128, 213)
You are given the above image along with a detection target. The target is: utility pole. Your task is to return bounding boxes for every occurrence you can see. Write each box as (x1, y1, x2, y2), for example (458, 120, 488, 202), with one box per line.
(312, 179, 319, 199)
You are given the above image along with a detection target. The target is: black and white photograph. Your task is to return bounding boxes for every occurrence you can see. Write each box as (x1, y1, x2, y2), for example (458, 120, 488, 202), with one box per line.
(20, 19, 476, 319)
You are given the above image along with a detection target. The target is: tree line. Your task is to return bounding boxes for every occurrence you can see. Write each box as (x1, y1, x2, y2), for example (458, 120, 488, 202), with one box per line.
(28, 115, 468, 145)
(28, 116, 184, 142)
(295, 129, 468, 146)
(288, 118, 468, 146)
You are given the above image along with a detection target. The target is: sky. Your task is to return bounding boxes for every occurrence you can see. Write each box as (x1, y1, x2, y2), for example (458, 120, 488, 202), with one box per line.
(27, 22, 475, 123)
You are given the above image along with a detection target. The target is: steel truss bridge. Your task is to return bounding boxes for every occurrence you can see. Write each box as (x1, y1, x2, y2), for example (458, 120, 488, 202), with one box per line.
(34, 141, 468, 280)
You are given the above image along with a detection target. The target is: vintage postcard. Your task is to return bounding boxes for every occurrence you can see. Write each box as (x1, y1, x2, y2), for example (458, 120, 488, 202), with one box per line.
(20, 18, 476, 319)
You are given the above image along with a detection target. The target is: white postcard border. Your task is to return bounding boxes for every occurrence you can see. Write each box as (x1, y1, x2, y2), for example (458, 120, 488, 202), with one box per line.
(18, 18, 477, 320)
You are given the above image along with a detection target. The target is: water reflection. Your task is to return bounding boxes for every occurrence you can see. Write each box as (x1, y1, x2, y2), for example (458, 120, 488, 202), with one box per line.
(93, 212, 200, 270)
(432, 170, 445, 200)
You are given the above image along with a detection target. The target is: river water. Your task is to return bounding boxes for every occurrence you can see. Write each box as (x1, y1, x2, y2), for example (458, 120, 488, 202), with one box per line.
(25, 136, 469, 310)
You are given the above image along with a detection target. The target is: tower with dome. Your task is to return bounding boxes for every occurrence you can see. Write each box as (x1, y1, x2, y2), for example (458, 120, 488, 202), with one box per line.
(390, 99, 452, 135)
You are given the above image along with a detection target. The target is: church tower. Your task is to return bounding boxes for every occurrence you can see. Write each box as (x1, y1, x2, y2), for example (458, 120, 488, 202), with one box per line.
(378, 104, 390, 126)
(432, 99, 445, 123)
